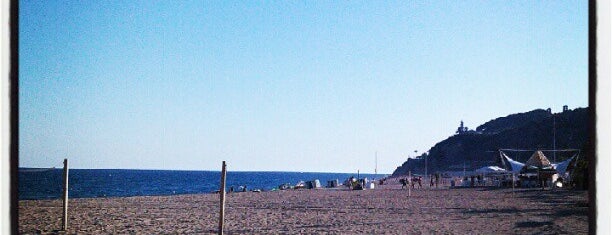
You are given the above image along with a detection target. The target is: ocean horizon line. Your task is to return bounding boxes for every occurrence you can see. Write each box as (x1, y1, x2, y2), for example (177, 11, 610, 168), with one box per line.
(19, 167, 390, 175)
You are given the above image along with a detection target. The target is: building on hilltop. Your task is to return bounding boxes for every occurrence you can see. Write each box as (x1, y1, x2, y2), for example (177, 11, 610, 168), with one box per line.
(456, 120, 481, 135)
(456, 120, 468, 134)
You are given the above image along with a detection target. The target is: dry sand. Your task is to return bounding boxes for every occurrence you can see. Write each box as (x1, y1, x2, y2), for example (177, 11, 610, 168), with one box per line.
(19, 183, 589, 234)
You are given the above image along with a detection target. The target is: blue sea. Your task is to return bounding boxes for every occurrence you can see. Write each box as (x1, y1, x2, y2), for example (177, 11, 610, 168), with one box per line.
(18, 169, 382, 200)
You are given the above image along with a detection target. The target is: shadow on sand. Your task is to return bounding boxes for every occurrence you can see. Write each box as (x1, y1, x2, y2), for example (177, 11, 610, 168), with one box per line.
(515, 221, 554, 228)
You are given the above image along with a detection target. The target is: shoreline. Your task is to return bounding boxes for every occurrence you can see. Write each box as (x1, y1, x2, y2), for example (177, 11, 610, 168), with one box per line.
(19, 184, 589, 234)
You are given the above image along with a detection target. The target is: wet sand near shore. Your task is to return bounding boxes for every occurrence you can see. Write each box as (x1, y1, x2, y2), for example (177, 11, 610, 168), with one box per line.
(19, 184, 589, 234)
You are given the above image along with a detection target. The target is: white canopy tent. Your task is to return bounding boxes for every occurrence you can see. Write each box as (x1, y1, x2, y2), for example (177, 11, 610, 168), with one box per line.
(475, 166, 507, 174)
(500, 150, 579, 176)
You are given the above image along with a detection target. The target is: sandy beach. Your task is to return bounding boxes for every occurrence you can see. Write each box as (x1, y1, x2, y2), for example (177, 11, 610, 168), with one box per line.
(19, 183, 589, 234)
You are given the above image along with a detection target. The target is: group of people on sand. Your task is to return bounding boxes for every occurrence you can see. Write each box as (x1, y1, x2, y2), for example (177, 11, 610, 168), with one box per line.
(429, 173, 443, 188)
(400, 173, 450, 190)
(399, 177, 423, 189)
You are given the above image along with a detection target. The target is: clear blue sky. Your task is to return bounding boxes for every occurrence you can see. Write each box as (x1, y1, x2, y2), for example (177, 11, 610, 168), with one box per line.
(19, 1, 588, 173)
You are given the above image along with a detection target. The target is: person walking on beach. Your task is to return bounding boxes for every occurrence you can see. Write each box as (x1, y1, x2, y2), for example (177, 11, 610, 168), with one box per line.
(401, 178, 408, 189)
(430, 175, 435, 187)
(411, 177, 422, 189)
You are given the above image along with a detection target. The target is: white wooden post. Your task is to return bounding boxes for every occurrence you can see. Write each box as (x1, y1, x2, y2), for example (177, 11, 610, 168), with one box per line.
(62, 159, 69, 230)
(408, 171, 411, 197)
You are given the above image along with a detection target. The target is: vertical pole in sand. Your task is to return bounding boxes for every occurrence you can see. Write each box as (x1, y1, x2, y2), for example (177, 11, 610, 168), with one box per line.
(512, 172, 515, 196)
(62, 158, 69, 230)
(218, 161, 227, 235)
(408, 171, 411, 197)
(357, 170, 360, 189)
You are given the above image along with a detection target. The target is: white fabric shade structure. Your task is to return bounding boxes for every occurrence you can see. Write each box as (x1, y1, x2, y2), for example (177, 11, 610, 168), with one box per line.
(501, 152, 525, 173)
(551, 154, 578, 176)
(501, 150, 579, 175)
(475, 166, 507, 174)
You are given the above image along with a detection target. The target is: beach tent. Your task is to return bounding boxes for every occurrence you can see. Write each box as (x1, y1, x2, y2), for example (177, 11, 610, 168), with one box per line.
(475, 166, 507, 174)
